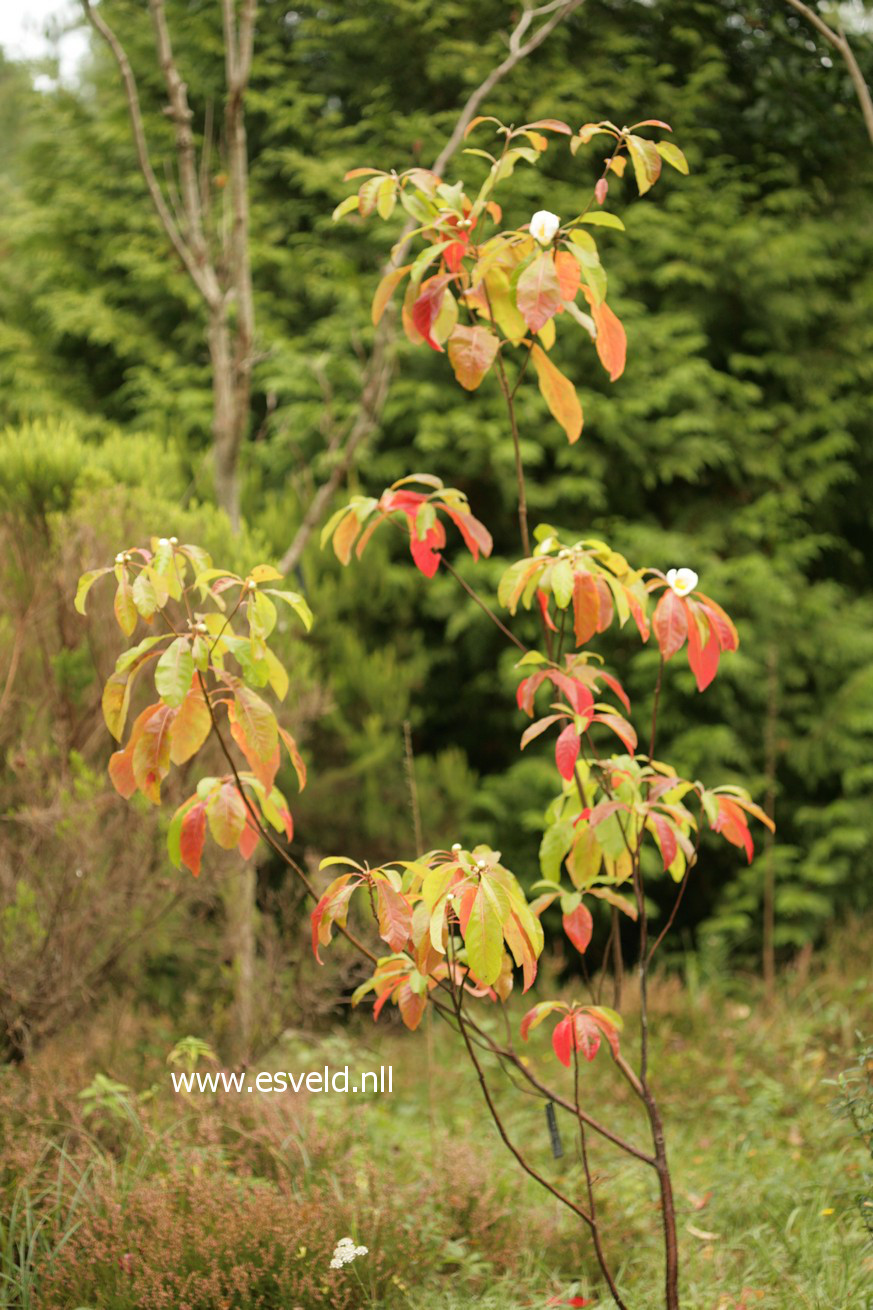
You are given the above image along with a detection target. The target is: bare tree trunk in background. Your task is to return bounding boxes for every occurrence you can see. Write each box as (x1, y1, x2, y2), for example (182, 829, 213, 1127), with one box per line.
(80, 0, 258, 1055)
(80, 0, 256, 530)
(279, 0, 586, 574)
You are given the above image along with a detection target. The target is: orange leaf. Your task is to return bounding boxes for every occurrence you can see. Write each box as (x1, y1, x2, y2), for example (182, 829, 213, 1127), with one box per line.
(554, 250, 581, 302)
(447, 325, 499, 390)
(530, 344, 583, 443)
(371, 264, 411, 326)
(591, 298, 627, 381)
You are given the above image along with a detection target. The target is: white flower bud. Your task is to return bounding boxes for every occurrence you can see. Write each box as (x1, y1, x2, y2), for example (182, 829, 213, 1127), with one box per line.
(666, 568, 699, 597)
(530, 209, 560, 245)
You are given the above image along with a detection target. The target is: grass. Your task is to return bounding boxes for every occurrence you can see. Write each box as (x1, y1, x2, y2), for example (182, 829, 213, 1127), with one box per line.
(0, 921, 871, 1309)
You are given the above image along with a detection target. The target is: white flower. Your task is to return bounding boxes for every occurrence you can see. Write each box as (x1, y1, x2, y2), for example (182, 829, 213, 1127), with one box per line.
(530, 209, 560, 244)
(329, 1236, 368, 1271)
(666, 568, 698, 597)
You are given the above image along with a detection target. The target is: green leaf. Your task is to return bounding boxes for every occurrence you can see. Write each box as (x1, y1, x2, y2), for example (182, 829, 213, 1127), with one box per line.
(250, 564, 284, 583)
(656, 141, 689, 174)
(540, 820, 574, 881)
(463, 886, 503, 985)
(155, 637, 195, 708)
(265, 589, 313, 631)
(74, 567, 111, 615)
(551, 558, 575, 608)
(132, 571, 158, 618)
(233, 685, 278, 762)
(626, 134, 662, 195)
(332, 194, 360, 222)
(578, 211, 625, 230)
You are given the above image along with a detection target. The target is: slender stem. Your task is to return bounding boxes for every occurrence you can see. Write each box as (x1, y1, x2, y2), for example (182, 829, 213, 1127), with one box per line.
(451, 973, 596, 1230)
(648, 654, 665, 761)
(574, 1048, 628, 1310)
(495, 350, 531, 559)
(441, 557, 528, 653)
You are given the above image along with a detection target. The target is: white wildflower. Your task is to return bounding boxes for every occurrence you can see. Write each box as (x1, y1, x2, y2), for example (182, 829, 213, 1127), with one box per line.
(530, 209, 560, 244)
(666, 567, 698, 597)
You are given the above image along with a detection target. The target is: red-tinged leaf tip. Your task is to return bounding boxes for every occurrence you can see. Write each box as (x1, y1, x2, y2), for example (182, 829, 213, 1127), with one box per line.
(443, 505, 493, 561)
(180, 802, 207, 878)
(411, 277, 449, 352)
(552, 1014, 574, 1067)
(238, 822, 259, 861)
(562, 902, 593, 955)
(594, 178, 608, 206)
(555, 723, 581, 781)
(536, 587, 559, 632)
(573, 1012, 601, 1062)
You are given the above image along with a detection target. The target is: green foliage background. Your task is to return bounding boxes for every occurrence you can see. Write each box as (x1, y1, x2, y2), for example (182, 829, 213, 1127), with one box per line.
(1, 0, 872, 1018)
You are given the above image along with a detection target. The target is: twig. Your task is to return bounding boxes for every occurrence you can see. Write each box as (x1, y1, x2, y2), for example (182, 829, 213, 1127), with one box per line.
(784, 0, 873, 145)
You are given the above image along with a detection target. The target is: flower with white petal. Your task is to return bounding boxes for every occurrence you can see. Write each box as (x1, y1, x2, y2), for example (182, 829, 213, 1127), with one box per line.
(530, 209, 560, 245)
(666, 568, 698, 597)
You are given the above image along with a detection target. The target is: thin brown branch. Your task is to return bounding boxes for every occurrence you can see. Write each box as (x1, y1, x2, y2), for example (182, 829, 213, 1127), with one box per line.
(79, 0, 217, 306)
(784, 0, 873, 145)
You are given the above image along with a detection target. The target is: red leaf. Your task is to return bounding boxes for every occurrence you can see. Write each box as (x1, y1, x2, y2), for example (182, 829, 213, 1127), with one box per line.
(238, 821, 260, 861)
(595, 177, 608, 205)
(537, 588, 558, 631)
(650, 813, 677, 870)
(592, 711, 638, 755)
(411, 275, 450, 351)
(562, 902, 593, 955)
(696, 593, 739, 652)
(408, 519, 446, 577)
(555, 723, 581, 780)
(652, 588, 689, 660)
(713, 797, 754, 862)
(549, 670, 594, 716)
(573, 1012, 601, 1061)
(180, 802, 207, 878)
(377, 882, 413, 952)
(443, 506, 493, 560)
(517, 252, 563, 333)
(686, 602, 721, 691)
(552, 1014, 574, 1067)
